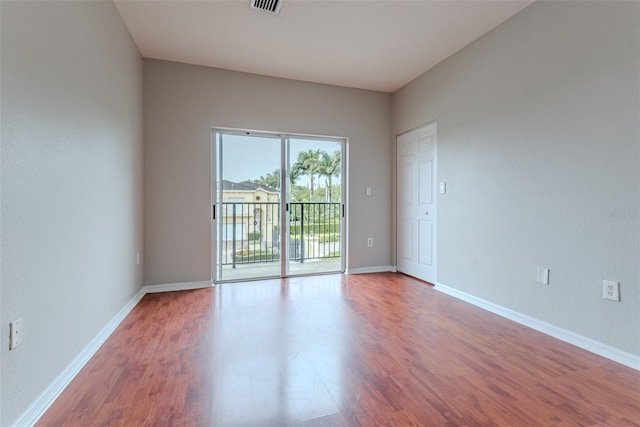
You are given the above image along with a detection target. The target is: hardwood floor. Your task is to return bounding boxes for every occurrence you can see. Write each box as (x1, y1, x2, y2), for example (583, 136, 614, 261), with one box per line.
(38, 273, 640, 426)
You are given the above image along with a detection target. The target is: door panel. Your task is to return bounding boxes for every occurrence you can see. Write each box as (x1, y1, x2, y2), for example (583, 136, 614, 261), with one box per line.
(418, 220, 433, 266)
(399, 219, 414, 261)
(399, 140, 416, 157)
(215, 132, 282, 282)
(418, 160, 433, 205)
(419, 135, 433, 152)
(287, 137, 344, 277)
(396, 123, 437, 283)
(400, 162, 415, 206)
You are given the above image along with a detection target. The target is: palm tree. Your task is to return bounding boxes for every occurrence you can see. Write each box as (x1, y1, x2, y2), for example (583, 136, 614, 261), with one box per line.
(292, 149, 321, 198)
(289, 166, 301, 188)
(318, 150, 341, 201)
(252, 169, 280, 190)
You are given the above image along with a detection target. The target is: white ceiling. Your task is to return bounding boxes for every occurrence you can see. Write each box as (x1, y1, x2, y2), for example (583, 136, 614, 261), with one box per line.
(114, 0, 534, 93)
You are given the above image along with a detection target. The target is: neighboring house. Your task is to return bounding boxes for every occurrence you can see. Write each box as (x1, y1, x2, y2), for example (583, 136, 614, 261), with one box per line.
(219, 180, 279, 248)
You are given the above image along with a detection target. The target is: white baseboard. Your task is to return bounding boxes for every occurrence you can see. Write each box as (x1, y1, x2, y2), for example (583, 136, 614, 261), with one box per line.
(345, 265, 396, 275)
(143, 280, 213, 294)
(12, 280, 214, 426)
(12, 288, 147, 427)
(435, 282, 640, 371)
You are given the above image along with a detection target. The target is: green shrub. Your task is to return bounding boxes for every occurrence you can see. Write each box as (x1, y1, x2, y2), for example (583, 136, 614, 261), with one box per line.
(288, 233, 340, 243)
(234, 249, 279, 263)
(318, 233, 341, 243)
(289, 222, 341, 235)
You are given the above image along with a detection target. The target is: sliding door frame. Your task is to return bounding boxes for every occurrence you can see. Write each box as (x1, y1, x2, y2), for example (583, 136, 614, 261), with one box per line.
(211, 127, 347, 283)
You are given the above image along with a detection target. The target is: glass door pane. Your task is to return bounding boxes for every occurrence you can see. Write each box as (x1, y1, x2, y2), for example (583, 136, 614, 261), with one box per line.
(216, 132, 282, 281)
(287, 138, 344, 276)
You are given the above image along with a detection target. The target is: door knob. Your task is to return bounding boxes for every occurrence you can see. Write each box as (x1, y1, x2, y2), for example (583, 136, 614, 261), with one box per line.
(425, 211, 429, 215)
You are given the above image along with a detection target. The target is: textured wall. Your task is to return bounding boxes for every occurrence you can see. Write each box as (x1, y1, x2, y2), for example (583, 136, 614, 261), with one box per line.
(143, 60, 392, 285)
(392, 1, 640, 355)
(0, 2, 144, 424)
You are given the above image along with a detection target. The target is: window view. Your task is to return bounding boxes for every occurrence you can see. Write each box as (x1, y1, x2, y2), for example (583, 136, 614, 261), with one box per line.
(288, 138, 343, 277)
(215, 131, 344, 282)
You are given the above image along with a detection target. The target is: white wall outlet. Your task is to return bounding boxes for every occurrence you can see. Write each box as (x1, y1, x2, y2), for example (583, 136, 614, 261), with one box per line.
(603, 280, 620, 301)
(136, 252, 141, 266)
(367, 237, 373, 247)
(10, 318, 22, 350)
(537, 267, 550, 285)
(365, 186, 372, 196)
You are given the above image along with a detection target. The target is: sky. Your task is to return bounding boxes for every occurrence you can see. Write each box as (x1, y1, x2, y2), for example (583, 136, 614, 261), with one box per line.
(218, 134, 342, 187)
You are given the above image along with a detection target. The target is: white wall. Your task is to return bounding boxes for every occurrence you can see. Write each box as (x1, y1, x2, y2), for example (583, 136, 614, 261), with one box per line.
(0, 2, 144, 424)
(144, 60, 391, 285)
(392, 1, 640, 356)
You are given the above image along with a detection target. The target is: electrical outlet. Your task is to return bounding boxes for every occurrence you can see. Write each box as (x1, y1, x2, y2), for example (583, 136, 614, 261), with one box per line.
(136, 252, 141, 266)
(10, 318, 22, 350)
(603, 280, 620, 301)
(367, 237, 373, 247)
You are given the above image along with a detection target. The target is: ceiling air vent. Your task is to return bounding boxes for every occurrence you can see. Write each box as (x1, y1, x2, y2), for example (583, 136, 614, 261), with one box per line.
(250, 0, 282, 15)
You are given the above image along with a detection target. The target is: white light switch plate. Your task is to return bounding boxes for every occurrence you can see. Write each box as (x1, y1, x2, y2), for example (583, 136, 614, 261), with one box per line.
(10, 318, 22, 350)
(537, 267, 549, 285)
(439, 182, 446, 194)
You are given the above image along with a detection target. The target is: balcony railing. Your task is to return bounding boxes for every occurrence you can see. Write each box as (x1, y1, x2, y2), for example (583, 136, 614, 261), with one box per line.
(218, 202, 341, 267)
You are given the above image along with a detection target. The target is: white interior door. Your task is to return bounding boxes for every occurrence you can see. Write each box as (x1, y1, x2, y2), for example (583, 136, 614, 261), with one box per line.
(396, 123, 437, 283)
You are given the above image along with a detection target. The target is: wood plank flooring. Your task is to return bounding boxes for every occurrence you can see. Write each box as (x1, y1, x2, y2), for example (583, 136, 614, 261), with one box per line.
(38, 273, 640, 426)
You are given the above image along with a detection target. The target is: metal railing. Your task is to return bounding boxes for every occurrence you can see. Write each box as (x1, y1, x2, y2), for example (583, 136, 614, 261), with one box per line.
(218, 202, 341, 267)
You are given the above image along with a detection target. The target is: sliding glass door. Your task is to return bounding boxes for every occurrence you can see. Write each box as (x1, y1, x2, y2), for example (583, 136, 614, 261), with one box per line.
(215, 132, 282, 281)
(286, 137, 343, 276)
(214, 130, 345, 282)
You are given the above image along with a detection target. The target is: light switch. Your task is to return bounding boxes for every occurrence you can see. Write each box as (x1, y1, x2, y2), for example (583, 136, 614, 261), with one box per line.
(537, 267, 550, 285)
(10, 318, 22, 350)
(365, 186, 372, 196)
(439, 182, 446, 194)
